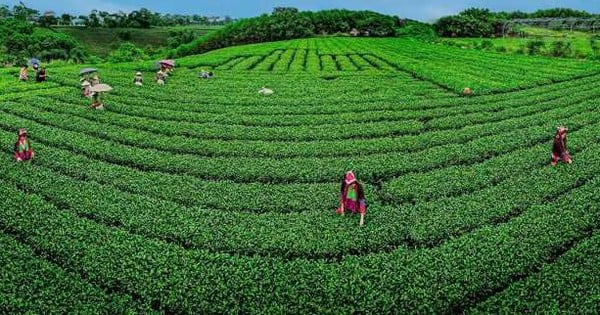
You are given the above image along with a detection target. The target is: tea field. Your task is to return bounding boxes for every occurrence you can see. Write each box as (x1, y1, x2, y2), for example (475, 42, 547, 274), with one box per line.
(1, 38, 599, 314)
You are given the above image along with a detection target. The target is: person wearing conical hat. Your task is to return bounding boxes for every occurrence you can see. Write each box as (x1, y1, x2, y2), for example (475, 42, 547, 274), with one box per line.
(133, 72, 143, 86)
(19, 65, 28, 81)
(199, 69, 213, 79)
(90, 91, 104, 110)
(90, 74, 100, 86)
(14, 128, 34, 162)
(335, 171, 367, 226)
(551, 126, 572, 166)
(156, 69, 166, 85)
(81, 79, 91, 98)
(35, 66, 47, 83)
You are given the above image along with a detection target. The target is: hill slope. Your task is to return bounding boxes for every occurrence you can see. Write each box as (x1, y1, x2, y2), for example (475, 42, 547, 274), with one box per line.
(53, 25, 219, 57)
(0, 38, 599, 314)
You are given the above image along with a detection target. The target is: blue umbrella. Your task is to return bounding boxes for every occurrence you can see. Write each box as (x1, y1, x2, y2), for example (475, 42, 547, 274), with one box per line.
(79, 68, 98, 75)
(29, 58, 40, 66)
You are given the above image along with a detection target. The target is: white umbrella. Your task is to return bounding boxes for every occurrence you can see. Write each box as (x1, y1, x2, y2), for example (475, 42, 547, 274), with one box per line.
(90, 83, 113, 92)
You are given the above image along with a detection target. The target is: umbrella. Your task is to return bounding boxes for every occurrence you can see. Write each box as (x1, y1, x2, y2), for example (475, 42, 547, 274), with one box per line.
(79, 68, 98, 75)
(159, 59, 175, 67)
(29, 58, 40, 66)
(90, 83, 113, 93)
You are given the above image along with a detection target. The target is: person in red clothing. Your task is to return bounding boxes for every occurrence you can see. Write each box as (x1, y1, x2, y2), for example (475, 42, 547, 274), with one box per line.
(14, 128, 34, 162)
(551, 126, 572, 166)
(335, 171, 367, 226)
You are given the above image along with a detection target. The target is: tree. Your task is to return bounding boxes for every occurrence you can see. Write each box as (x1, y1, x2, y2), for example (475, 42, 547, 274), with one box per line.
(128, 8, 153, 28)
(434, 8, 495, 37)
(60, 13, 73, 26)
(87, 10, 101, 27)
(39, 11, 57, 27)
(12, 2, 39, 22)
(0, 5, 11, 19)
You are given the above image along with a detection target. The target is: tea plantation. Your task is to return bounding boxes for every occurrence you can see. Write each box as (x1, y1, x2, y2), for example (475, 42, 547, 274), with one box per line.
(1, 38, 599, 314)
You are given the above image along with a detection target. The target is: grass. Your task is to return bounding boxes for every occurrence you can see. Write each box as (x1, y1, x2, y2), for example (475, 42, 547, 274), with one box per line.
(53, 25, 220, 57)
(0, 37, 599, 313)
(442, 27, 600, 59)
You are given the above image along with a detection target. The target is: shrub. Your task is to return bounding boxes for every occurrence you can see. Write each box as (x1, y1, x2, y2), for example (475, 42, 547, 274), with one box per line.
(107, 42, 148, 62)
(527, 40, 545, 55)
(116, 30, 132, 41)
(550, 40, 572, 58)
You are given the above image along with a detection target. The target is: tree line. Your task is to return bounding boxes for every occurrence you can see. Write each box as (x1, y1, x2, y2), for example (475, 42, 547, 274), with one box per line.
(0, 14, 84, 65)
(171, 8, 412, 57)
(0, 3, 233, 28)
(435, 7, 599, 37)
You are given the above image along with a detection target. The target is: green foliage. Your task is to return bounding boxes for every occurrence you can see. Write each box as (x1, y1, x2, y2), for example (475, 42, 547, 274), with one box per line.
(170, 9, 398, 58)
(116, 29, 132, 41)
(436, 7, 598, 38)
(0, 18, 85, 64)
(1, 37, 600, 313)
(551, 40, 573, 57)
(396, 20, 437, 40)
(167, 29, 197, 48)
(107, 42, 148, 62)
(527, 40, 546, 55)
(435, 8, 495, 37)
(590, 35, 600, 57)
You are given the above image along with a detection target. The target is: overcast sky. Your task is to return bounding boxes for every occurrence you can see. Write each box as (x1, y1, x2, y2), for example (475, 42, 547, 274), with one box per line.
(2, 0, 599, 22)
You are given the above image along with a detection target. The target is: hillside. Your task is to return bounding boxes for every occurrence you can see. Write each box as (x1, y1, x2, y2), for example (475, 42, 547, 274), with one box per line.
(1, 38, 600, 313)
(442, 27, 599, 59)
(53, 25, 220, 57)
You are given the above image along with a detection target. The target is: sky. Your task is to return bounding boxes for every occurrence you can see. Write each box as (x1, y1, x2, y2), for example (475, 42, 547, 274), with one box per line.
(2, 0, 599, 22)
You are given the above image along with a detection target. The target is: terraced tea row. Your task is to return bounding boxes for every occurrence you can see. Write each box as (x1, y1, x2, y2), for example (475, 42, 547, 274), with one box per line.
(1, 37, 599, 313)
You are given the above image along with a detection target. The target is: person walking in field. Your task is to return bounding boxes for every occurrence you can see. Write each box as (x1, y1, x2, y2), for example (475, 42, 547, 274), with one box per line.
(258, 86, 274, 95)
(35, 66, 47, 82)
(156, 69, 166, 85)
(199, 70, 213, 79)
(14, 128, 34, 162)
(133, 72, 144, 86)
(90, 92, 104, 110)
(81, 80, 91, 98)
(90, 74, 100, 86)
(19, 65, 28, 81)
(335, 171, 367, 226)
(551, 126, 572, 166)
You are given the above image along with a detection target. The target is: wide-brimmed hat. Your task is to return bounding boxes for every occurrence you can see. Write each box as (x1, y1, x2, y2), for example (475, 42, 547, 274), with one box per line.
(557, 126, 568, 133)
(135, 72, 142, 76)
(345, 171, 357, 185)
(18, 128, 27, 136)
(82, 81, 91, 86)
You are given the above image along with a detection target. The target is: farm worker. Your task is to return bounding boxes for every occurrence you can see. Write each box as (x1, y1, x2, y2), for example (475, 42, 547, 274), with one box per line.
(14, 128, 34, 162)
(133, 72, 143, 86)
(156, 70, 166, 85)
(258, 86, 274, 95)
(200, 70, 213, 79)
(335, 171, 367, 226)
(35, 66, 47, 82)
(90, 92, 104, 110)
(19, 65, 28, 81)
(91, 75, 100, 86)
(81, 80, 91, 98)
(551, 126, 572, 166)
(462, 87, 472, 96)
